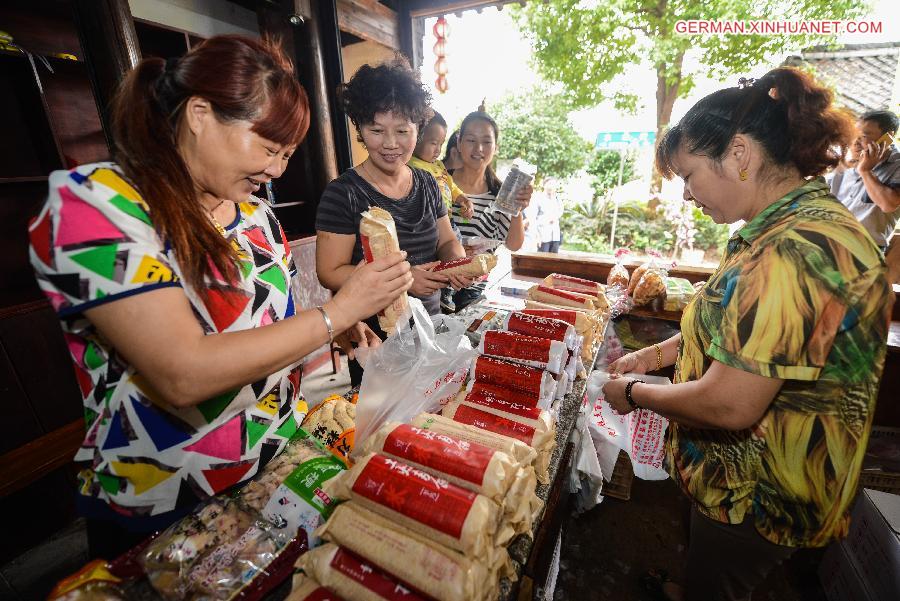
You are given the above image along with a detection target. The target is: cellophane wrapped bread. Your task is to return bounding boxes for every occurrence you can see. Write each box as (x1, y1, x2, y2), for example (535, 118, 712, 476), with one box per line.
(239, 431, 345, 545)
(302, 394, 356, 464)
(287, 574, 344, 601)
(477, 330, 568, 375)
(470, 355, 557, 405)
(140, 498, 286, 600)
(502, 312, 577, 350)
(628, 262, 650, 295)
(633, 267, 666, 306)
(323, 453, 510, 557)
(360, 207, 408, 333)
(316, 502, 501, 601)
(298, 544, 430, 601)
(441, 399, 555, 484)
(542, 273, 603, 295)
(432, 254, 498, 278)
(361, 422, 540, 535)
(520, 304, 607, 360)
(527, 284, 597, 310)
(409, 412, 537, 467)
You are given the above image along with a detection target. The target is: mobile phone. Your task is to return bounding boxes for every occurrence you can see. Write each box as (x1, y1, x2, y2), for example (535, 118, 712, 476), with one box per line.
(876, 132, 894, 146)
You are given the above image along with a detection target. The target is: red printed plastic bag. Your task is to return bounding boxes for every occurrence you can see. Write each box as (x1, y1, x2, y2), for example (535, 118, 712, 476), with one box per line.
(586, 371, 670, 481)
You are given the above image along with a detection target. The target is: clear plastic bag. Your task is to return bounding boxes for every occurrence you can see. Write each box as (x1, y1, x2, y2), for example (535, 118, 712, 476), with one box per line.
(586, 371, 670, 481)
(490, 159, 536, 217)
(354, 298, 478, 450)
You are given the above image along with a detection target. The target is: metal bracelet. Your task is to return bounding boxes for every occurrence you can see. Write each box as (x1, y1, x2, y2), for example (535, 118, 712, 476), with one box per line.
(316, 305, 334, 345)
(625, 379, 645, 410)
(654, 344, 662, 371)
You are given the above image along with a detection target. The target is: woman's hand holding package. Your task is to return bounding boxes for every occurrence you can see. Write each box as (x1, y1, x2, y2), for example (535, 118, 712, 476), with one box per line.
(333, 321, 381, 360)
(607, 350, 650, 375)
(447, 273, 477, 291)
(410, 261, 450, 296)
(457, 194, 475, 219)
(515, 183, 534, 211)
(333, 251, 412, 325)
(601, 373, 636, 415)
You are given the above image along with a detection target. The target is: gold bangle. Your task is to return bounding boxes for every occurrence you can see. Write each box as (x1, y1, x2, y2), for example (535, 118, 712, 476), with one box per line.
(653, 343, 662, 371)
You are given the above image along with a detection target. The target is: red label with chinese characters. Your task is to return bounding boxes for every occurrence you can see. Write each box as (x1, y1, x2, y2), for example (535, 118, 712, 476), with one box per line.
(360, 234, 375, 263)
(464, 384, 542, 419)
(351, 454, 476, 539)
(549, 273, 599, 291)
(521, 308, 578, 327)
(482, 330, 552, 364)
(474, 355, 545, 396)
(383, 424, 494, 486)
(468, 381, 541, 408)
(330, 547, 428, 600)
(507, 313, 571, 342)
(452, 404, 536, 445)
(432, 257, 474, 272)
(537, 285, 589, 304)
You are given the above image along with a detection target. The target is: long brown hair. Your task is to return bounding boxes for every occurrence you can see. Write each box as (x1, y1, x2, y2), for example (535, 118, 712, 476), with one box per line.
(459, 111, 502, 195)
(110, 35, 310, 291)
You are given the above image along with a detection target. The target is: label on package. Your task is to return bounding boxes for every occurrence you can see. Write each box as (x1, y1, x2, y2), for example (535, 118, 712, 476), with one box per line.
(474, 355, 544, 395)
(507, 313, 570, 342)
(351, 454, 476, 539)
(452, 404, 536, 445)
(464, 386, 542, 420)
(383, 424, 493, 486)
(482, 330, 551, 364)
(537, 285, 589, 303)
(330, 547, 427, 600)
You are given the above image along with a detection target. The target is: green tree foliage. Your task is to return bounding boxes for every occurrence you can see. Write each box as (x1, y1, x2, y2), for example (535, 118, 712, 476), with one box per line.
(587, 150, 637, 200)
(491, 87, 592, 183)
(512, 0, 869, 188)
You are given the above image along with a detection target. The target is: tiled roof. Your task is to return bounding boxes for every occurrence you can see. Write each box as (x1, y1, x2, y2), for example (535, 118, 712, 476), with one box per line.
(783, 42, 900, 116)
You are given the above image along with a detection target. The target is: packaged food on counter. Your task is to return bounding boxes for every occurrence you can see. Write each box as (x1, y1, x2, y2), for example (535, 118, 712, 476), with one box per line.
(465, 380, 547, 411)
(316, 502, 500, 601)
(501, 312, 577, 351)
(607, 250, 631, 290)
(323, 453, 510, 557)
(526, 284, 598, 311)
(516, 307, 597, 354)
(633, 267, 666, 307)
(297, 544, 430, 601)
(455, 308, 507, 346)
(542, 273, 603, 295)
(470, 355, 557, 406)
(301, 394, 356, 464)
(287, 574, 344, 601)
(663, 277, 696, 311)
(360, 207, 409, 333)
(239, 431, 345, 546)
(432, 254, 498, 278)
(140, 498, 287, 600)
(409, 412, 537, 467)
(48, 560, 125, 601)
(627, 262, 650, 295)
(441, 401, 555, 484)
(477, 329, 568, 374)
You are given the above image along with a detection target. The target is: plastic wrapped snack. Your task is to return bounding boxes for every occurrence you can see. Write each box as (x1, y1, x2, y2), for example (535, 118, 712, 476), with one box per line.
(323, 453, 508, 557)
(298, 544, 430, 601)
(316, 502, 500, 601)
(457, 308, 507, 346)
(542, 273, 603, 295)
(49, 560, 124, 601)
(627, 262, 650, 295)
(287, 573, 344, 601)
(527, 284, 597, 310)
(465, 380, 547, 411)
(432, 254, 498, 278)
(663, 277, 696, 312)
(470, 355, 557, 406)
(502, 311, 578, 350)
(441, 401, 554, 484)
(409, 412, 537, 467)
(239, 431, 345, 546)
(302, 394, 356, 463)
(520, 304, 607, 359)
(141, 498, 286, 600)
(633, 267, 666, 307)
(477, 330, 568, 374)
(360, 207, 408, 333)
(491, 160, 536, 217)
(607, 249, 631, 289)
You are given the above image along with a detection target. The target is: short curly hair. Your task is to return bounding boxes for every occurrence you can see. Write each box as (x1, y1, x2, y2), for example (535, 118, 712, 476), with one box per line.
(338, 56, 433, 131)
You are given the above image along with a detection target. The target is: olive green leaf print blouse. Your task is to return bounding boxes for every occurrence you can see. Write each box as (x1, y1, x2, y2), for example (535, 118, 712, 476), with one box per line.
(667, 178, 892, 548)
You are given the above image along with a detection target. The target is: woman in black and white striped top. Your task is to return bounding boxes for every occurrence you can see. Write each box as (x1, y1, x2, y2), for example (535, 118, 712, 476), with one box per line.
(449, 111, 533, 309)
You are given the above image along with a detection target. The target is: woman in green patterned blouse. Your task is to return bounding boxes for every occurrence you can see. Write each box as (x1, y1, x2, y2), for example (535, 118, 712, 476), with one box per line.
(604, 67, 893, 601)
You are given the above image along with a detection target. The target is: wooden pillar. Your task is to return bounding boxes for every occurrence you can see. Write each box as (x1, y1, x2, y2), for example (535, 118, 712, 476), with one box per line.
(316, 0, 354, 174)
(71, 0, 141, 146)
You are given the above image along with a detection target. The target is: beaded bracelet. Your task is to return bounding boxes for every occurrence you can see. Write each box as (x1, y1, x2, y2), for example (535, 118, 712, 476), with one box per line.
(625, 379, 644, 410)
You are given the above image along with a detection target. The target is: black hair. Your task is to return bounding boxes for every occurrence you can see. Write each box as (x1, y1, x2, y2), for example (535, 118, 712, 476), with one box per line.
(459, 111, 502, 195)
(426, 111, 447, 129)
(338, 56, 432, 131)
(656, 67, 854, 180)
(859, 110, 899, 135)
(443, 130, 459, 163)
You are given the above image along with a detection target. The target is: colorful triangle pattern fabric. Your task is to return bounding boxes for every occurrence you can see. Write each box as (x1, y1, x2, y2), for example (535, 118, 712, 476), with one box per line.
(184, 414, 243, 462)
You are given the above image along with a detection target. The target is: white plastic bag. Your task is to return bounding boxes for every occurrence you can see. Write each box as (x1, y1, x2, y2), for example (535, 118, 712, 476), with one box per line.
(586, 371, 670, 481)
(355, 298, 477, 449)
(568, 401, 604, 513)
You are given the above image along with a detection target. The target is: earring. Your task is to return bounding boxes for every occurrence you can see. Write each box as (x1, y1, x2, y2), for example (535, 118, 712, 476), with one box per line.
(739, 168, 748, 181)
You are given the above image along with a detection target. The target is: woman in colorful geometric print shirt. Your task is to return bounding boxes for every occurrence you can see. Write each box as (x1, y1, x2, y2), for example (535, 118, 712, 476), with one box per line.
(28, 35, 412, 558)
(603, 67, 892, 601)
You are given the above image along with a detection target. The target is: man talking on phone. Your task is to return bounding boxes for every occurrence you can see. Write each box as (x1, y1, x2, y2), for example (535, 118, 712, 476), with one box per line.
(830, 109, 900, 253)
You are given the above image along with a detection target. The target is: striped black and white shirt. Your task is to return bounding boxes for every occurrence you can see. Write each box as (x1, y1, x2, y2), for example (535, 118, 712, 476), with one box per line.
(316, 167, 445, 314)
(450, 191, 512, 243)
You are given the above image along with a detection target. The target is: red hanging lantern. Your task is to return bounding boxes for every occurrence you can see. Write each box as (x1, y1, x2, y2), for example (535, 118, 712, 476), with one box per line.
(433, 16, 449, 94)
